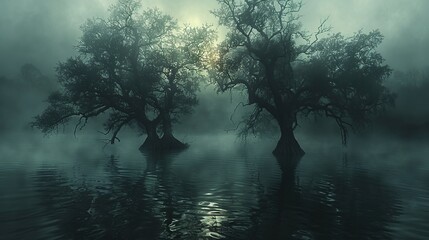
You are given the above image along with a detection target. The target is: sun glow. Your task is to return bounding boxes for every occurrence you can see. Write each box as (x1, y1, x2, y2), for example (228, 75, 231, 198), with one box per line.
(203, 48, 221, 67)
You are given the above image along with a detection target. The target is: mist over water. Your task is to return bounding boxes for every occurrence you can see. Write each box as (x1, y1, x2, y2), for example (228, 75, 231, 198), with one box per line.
(1, 0, 429, 239)
(1, 130, 428, 239)
(1, 46, 429, 240)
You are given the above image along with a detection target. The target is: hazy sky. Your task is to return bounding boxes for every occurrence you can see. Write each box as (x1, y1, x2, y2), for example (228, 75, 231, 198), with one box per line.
(0, 0, 428, 78)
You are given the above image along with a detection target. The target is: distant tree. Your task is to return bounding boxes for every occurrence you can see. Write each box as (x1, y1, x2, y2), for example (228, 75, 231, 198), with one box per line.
(377, 68, 429, 137)
(211, 0, 394, 169)
(32, 0, 214, 151)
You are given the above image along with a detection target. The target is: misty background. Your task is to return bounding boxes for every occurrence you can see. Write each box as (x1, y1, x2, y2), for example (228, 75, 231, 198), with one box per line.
(1, 0, 429, 141)
(1, 1, 429, 239)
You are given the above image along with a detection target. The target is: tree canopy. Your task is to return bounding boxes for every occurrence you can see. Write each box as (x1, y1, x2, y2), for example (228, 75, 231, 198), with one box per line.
(210, 0, 394, 168)
(32, 0, 215, 151)
(32, 0, 395, 170)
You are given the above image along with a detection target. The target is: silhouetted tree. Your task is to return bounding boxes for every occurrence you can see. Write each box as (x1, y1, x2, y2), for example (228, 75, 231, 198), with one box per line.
(32, 0, 214, 151)
(21, 63, 53, 90)
(149, 24, 216, 149)
(211, 0, 394, 169)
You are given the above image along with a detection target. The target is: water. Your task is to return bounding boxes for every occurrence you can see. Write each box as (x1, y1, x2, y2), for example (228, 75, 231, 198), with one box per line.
(1, 133, 428, 239)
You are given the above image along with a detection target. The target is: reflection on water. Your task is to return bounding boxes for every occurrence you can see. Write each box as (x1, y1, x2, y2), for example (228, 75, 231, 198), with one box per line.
(1, 134, 429, 239)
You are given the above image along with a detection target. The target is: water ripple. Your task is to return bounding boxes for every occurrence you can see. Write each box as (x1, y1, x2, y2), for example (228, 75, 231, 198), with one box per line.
(1, 137, 429, 239)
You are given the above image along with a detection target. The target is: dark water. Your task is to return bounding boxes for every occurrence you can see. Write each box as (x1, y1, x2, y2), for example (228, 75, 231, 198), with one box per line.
(1, 133, 428, 239)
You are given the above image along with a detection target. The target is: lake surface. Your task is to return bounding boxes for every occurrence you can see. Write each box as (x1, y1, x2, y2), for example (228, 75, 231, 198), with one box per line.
(1, 132, 428, 239)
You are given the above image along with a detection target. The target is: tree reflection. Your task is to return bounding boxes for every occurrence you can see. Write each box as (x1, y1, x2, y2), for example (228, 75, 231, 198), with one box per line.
(246, 155, 402, 240)
(35, 156, 163, 239)
(34, 151, 202, 239)
(275, 154, 303, 174)
(34, 152, 402, 239)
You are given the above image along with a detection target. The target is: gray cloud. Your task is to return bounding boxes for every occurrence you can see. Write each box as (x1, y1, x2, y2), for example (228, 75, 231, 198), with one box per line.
(300, 0, 429, 71)
(1, 0, 427, 78)
(0, 0, 107, 77)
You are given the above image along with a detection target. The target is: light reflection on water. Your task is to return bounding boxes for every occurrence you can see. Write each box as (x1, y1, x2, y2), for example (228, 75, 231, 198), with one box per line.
(0, 133, 428, 239)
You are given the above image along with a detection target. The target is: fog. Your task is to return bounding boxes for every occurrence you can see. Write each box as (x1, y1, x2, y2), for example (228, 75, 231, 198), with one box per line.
(0, 0, 423, 177)
(1, 1, 429, 238)
(2, 0, 428, 78)
(1, 0, 429, 137)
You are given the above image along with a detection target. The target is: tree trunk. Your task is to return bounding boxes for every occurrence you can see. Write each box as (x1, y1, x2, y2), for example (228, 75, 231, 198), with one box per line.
(273, 122, 305, 172)
(160, 114, 188, 151)
(139, 123, 161, 151)
(161, 133, 188, 151)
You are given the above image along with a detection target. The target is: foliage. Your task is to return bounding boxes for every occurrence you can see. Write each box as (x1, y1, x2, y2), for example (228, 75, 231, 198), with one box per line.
(32, 0, 214, 148)
(211, 0, 394, 147)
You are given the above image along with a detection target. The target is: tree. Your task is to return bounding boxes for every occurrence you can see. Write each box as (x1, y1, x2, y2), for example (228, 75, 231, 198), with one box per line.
(32, 0, 214, 151)
(211, 0, 394, 169)
(149, 24, 216, 150)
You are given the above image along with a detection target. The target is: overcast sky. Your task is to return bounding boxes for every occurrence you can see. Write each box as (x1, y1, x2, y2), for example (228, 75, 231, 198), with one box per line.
(1, 0, 428, 78)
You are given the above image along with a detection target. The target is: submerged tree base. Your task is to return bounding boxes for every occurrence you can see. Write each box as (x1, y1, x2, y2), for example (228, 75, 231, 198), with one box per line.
(139, 136, 161, 151)
(272, 133, 305, 172)
(274, 153, 304, 173)
(160, 134, 189, 151)
(139, 135, 188, 153)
